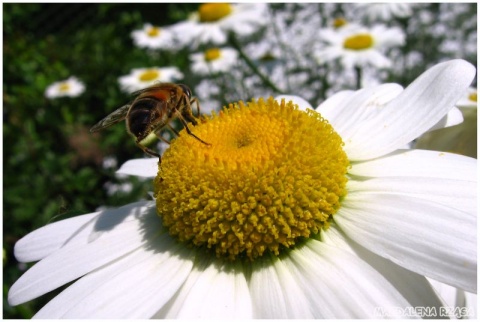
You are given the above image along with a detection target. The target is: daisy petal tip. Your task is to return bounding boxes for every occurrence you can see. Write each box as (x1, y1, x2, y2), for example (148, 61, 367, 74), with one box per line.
(7, 281, 27, 307)
(7, 292, 16, 307)
(116, 158, 159, 178)
(451, 58, 476, 73)
(443, 59, 476, 84)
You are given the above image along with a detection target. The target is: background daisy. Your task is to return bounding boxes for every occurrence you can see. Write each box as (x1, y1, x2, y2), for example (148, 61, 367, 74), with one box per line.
(118, 67, 183, 93)
(314, 24, 406, 69)
(170, 3, 268, 48)
(190, 47, 238, 75)
(45, 76, 85, 98)
(456, 87, 477, 109)
(131, 23, 175, 50)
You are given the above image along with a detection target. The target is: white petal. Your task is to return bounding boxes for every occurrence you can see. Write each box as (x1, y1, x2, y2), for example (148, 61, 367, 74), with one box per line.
(318, 84, 404, 141)
(286, 241, 415, 318)
(34, 232, 175, 318)
(249, 256, 315, 318)
(373, 25, 406, 47)
(14, 201, 152, 263)
(323, 224, 448, 314)
(347, 176, 476, 214)
(427, 106, 464, 132)
(345, 59, 476, 160)
(14, 212, 99, 262)
(116, 158, 159, 178)
(314, 46, 343, 64)
(315, 90, 355, 121)
(317, 28, 340, 44)
(335, 192, 476, 293)
(170, 21, 201, 47)
(57, 238, 194, 318)
(465, 292, 477, 318)
(161, 256, 252, 319)
(198, 25, 227, 45)
(349, 149, 476, 181)
(9, 203, 160, 306)
(362, 50, 392, 69)
(427, 278, 463, 308)
(274, 95, 313, 111)
(428, 278, 477, 318)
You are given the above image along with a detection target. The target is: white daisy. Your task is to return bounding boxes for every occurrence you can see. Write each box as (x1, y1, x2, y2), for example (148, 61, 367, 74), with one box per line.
(314, 24, 406, 69)
(8, 60, 476, 318)
(118, 67, 183, 93)
(190, 47, 238, 75)
(44, 76, 85, 99)
(131, 23, 176, 50)
(456, 87, 477, 109)
(170, 3, 268, 48)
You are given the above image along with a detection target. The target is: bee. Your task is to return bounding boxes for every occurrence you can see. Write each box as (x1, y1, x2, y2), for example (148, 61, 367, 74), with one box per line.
(90, 83, 210, 157)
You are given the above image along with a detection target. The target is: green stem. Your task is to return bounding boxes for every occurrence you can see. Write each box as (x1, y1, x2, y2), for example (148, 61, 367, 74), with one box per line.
(228, 32, 284, 95)
(355, 66, 362, 89)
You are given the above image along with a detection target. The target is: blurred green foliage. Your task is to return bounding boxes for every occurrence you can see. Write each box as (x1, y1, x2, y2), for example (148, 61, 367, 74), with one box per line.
(3, 3, 197, 318)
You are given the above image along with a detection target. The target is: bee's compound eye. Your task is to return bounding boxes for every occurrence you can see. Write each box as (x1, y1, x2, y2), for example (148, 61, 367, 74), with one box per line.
(179, 84, 192, 98)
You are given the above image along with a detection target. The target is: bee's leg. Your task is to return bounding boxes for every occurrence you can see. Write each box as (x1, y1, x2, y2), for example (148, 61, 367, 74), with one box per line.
(165, 124, 180, 138)
(179, 95, 201, 126)
(190, 97, 201, 118)
(153, 128, 172, 144)
(175, 111, 211, 146)
(135, 140, 161, 158)
(181, 106, 198, 126)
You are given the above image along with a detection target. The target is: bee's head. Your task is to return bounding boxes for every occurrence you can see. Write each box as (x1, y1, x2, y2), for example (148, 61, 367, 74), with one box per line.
(178, 84, 192, 99)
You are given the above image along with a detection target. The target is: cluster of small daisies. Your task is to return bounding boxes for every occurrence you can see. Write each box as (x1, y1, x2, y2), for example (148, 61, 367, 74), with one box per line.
(239, 3, 412, 100)
(45, 3, 408, 99)
(45, 3, 475, 103)
(117, 3, 418, 107)
(44, 4, 265, 98)
(127, 3, 408, 94)
(122, 3, 266, 93)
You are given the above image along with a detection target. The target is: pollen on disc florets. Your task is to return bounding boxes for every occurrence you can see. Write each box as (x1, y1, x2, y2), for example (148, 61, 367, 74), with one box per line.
(154, 97, 349, 261)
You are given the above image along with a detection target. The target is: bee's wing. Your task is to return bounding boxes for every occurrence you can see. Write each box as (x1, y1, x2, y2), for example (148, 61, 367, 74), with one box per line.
(90, 104, 130, 132)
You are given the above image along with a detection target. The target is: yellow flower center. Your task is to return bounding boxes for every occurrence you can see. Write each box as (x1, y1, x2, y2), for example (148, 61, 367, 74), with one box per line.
(138, 69, 160, 82)
(199, 3, 233, 22)
(58, 82, 70, 92)
(147, 26, 161, 37)
(343, 33, 374, 50)
(204, 48, 222, 61)
(468, 92, 477, 102)
(333, 17, 347, 28)
(154, 97, 349, 261)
